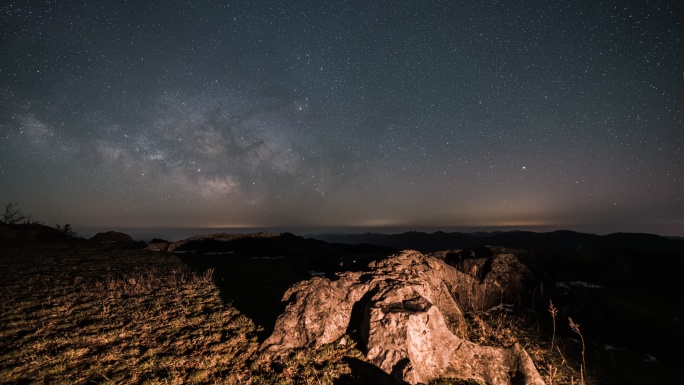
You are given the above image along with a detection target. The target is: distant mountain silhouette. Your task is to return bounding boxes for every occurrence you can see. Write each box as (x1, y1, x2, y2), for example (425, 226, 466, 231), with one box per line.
(487, 230, 601, 251)
(312, 230, 684, 255)
(587, 232, 684, 254)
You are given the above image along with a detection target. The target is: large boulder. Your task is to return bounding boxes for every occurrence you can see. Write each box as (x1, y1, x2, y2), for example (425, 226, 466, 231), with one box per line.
(431, 249, 535, 310)
(261, 250, 544, 385)
(484, 253, 534, 299)
(145, 238, 170, 251)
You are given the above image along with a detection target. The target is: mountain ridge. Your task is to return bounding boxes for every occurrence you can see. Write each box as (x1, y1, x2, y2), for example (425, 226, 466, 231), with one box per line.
(310, 229, 684, 255)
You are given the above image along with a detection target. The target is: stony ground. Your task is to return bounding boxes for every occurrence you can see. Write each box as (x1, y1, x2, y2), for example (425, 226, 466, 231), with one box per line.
(0, 242, 583, 384)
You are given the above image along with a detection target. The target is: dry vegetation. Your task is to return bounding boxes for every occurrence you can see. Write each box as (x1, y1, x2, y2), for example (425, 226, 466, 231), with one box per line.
(0, 244, 254, 384)
(457, 308, 585, 385)
(0, 244, 369, 384)
(0, 243, 586, 384)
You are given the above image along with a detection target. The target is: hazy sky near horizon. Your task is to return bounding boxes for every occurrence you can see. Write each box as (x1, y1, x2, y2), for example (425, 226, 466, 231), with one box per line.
(1, 0, 683, 236)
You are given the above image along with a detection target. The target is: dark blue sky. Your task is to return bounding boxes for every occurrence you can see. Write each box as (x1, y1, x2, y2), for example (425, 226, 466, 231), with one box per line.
(1, 0, 682, 236)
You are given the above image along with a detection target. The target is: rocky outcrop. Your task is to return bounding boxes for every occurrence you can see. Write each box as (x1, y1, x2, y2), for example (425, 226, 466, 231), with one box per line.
(145, 238, 170, 251)
(484, 253, 533, 298)
(261, 250, 544, 385)
(89, 231, 136, 244)
(145, 241, 169, 251)
(429, 249, 534, 310)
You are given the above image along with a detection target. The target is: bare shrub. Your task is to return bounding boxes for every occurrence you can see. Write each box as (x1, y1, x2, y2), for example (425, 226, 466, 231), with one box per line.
(2, 202, 26, 225)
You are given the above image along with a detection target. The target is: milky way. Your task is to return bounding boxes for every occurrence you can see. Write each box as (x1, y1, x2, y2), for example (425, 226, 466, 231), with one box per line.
(1, 1, 682, 236)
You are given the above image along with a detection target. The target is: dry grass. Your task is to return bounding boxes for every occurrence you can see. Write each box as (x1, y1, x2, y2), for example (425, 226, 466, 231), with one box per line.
(0, 243, 588, 384)
(245, 336, 368, 385)
(0, 244, 261, 384)
(457, 306, 586, 385)
(568, 317, 586, 385)
(0, 244, 369, 385)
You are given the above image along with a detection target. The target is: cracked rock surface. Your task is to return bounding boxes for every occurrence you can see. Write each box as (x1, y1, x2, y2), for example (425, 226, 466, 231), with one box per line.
(261, 250, 544, 385)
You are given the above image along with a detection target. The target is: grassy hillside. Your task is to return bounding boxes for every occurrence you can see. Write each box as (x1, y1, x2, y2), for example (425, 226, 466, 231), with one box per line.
(0, 242, 583, 384)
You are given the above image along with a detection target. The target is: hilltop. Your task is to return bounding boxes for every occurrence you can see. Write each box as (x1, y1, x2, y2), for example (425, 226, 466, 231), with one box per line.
(1, 225, 681, 383)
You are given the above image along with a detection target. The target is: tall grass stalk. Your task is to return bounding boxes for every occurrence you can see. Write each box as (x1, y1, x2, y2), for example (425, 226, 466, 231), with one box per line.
(569, 317, 586, 385)
(548, 300, 558, 352)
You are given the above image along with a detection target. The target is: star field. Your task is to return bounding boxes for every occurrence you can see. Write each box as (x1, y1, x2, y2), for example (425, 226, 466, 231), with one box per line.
(1, 0, 682, 236)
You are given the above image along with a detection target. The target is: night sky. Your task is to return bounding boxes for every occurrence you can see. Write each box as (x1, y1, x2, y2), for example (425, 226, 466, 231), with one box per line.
(1, 0, 682, 237)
